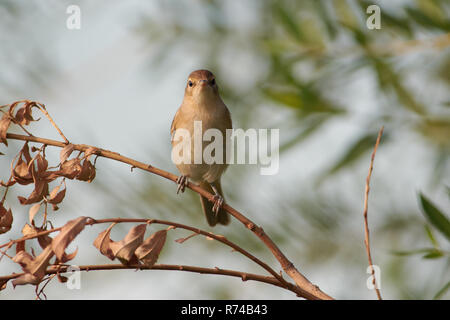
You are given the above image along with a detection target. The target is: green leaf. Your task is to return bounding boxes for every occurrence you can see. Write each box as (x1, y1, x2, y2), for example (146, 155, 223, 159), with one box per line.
(370, 58, 426, 115)
(433, 281, 450, 300)
(263, 86, 344, 115)
(324, 131, 387, 177)
(391, 248, 437, 257)
(274, 2, 304, 42)
(313, 0, 337, 39)
(422, 249, 444, 259)
(406, 7, 450, 31)
(424, 225, 440, 249)
(333, 0, 358, 29)
(419, 193, 450, 242)
(416, 118, 450, 148)
(263, 88, 303, 109)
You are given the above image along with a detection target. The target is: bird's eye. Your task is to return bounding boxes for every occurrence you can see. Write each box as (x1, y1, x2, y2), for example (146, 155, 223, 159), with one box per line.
(188, 80, 193, 87)
(211, 79, 215, 85)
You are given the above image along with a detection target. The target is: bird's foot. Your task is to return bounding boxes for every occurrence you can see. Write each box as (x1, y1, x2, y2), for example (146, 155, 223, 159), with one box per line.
(176, 175, 188, 194)
(212, 194, 224, 215)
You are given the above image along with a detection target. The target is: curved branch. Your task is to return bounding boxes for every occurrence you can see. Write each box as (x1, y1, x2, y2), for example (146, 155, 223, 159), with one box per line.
(5, 132, 333, 300)
(0, 263, 290, 292)
(0, 217, 306, 297)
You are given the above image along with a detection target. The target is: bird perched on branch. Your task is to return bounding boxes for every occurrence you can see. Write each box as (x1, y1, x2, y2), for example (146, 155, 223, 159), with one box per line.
(170, 70, 232, 226)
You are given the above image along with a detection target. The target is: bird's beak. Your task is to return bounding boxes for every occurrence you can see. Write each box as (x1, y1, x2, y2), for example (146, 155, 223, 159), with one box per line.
(199, 80, 209, 87)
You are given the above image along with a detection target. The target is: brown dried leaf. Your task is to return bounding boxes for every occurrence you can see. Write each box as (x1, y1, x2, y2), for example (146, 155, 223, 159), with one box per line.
(51, 216, 87, 261)
(47, 184, 66, 205)
(0, 279, 7, 291)
(12, 273, 41, 287)
(76, 159, 96, 182)
(16, 240, 25, 254)
(57, 274, 68, 283)
(37, 234, 52, 250)
(22, 223, 36, 236)
(8, 101, 23, 114)
(14, 107, 27, 126)
(48, 184, 61, 199)
(59, 158, 82, 179)
(0, 203, 13, 234)
(60, 144, 75, 164)
(17, 163, 49, 205)
(12, 157, 33, 185)
(12, 245, 54, 280)
(31, 245, 54, 277)
(41, 171, 62, 183)
(18, 179, 48, 205)
(135, 230, 167, 267)
(0, 113, 11, 146)
(12, 250, 34, 269)
(111, 224, 147, 264)
(14, 102, 37, 126)
(21, 142, 32, 163)
(36, 154, 48, 175)
(28, 203, 41, 224)
(21, 223, 51, 249)
(12, 246, 54, 287)
(58, 247, 78, 263)
(93, 223, 117, 260)
(10, 143, 34, 185)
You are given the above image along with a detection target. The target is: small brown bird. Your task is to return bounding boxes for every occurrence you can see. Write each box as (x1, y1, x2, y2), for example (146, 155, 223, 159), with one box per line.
(171, 70, 232, 226)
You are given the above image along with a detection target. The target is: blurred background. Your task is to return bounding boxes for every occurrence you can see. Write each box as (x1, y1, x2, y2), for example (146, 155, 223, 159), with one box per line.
(0, 0, 449, 299)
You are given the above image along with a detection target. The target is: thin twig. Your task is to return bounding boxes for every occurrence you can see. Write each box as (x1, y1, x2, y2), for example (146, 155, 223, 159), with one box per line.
(36, 104, 69, 144)
(0, 177, 12, 204)
(363, 126, 384, 300)
(4, 132, 332, 300)
(35, 274, 56, 300)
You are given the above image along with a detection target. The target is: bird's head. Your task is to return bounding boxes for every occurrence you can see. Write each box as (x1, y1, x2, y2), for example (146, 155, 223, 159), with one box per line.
(184, 69, 219, 104)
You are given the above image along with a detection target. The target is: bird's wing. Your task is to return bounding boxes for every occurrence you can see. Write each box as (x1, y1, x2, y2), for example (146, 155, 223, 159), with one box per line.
(170, 107, 181, 141)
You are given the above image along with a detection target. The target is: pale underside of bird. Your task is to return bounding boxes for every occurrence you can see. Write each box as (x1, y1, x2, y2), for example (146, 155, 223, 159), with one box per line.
(171, 69, 232, 226)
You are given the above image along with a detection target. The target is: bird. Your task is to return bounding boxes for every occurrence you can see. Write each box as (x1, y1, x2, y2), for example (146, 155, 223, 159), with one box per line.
(170, 69, 232, 226)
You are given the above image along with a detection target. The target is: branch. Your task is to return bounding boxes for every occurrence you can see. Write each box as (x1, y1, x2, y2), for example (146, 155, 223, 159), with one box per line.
(4, 132, 332, 300)
(0, 217, 308, 297)
(0, 263, 292, 292)
(363, 126, 384, 300)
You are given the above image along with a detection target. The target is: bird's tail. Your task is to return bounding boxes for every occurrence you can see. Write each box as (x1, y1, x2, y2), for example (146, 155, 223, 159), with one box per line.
(199, 181, 230, 227)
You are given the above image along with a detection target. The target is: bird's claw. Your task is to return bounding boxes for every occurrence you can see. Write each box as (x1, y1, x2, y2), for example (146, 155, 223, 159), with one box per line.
(176, 175, 188, 194)
(212, 194, 224, 215)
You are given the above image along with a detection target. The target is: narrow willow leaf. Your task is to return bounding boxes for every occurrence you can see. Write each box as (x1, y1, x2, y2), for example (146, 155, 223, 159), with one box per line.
(422, 249, 444, 259)
(433, 281, 450, 300)
(424, 225, 440, 249)
(391, 248, 436, 256)
(419, 193, 450, 242)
